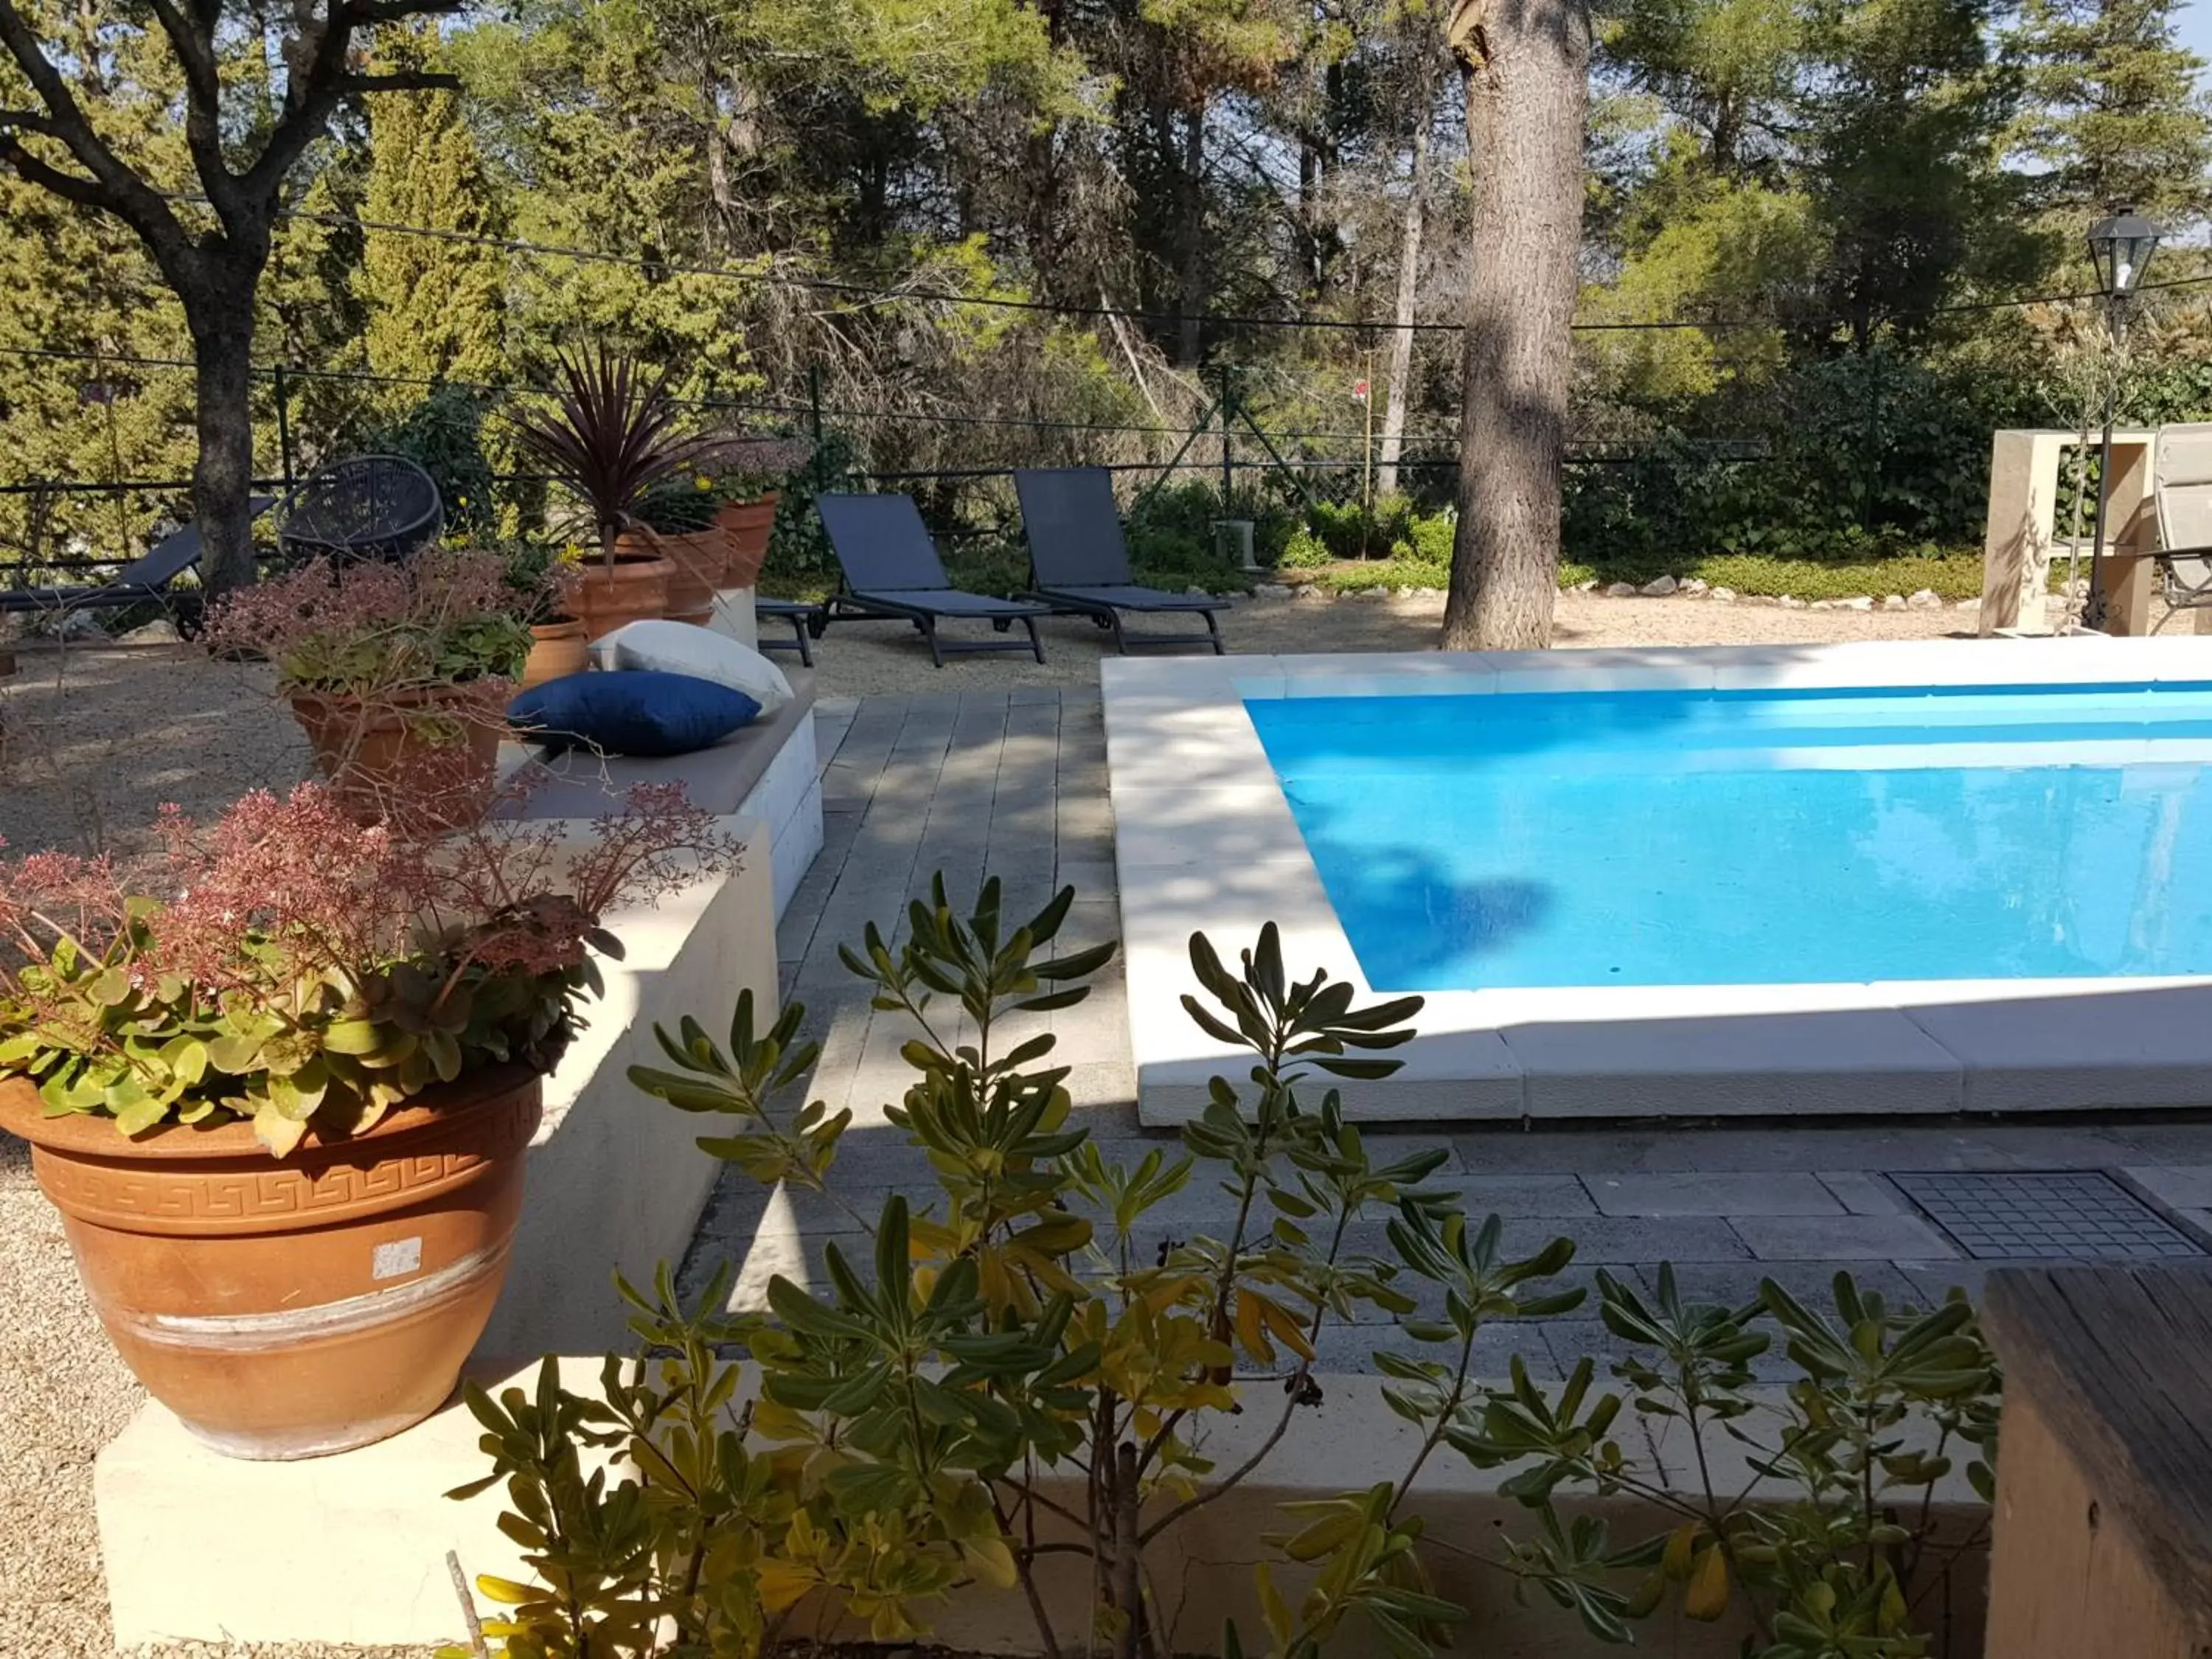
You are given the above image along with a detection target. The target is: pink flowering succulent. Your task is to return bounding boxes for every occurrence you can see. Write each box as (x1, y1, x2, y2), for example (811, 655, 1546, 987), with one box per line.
(203, 549, 533, 698)
(0, 783, 742, 1155)
(204, 550, 554, 832)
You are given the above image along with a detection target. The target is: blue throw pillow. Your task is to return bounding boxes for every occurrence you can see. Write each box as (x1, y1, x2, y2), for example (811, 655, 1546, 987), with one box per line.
(509, 670, 761, 758)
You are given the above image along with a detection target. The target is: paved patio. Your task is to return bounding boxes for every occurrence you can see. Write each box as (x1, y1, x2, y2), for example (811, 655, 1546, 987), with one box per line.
(681, 688, 2212, 1379)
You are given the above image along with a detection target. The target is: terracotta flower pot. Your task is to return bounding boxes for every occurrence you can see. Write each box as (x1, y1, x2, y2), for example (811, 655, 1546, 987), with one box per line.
(574, 540, 674, 641)
(654, 529, 723, 627)
(521, 616, 590, 690)
(288, 682, 504, 831)
(0, 1067, 543, 1460)
(714, 493, 778, 589)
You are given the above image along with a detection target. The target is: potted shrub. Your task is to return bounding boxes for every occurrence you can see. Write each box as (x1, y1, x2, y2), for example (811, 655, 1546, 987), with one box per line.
(509, 347, 712, 641)
(707, 436, 813, 588)
(0, 782, 740, 1459)
(206, 550, 532, 832)
(633, 476, 724, 627)
(504, 542, 589, 691)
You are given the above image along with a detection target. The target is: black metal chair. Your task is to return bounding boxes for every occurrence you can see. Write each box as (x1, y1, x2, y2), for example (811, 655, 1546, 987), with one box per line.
(275, 454, 444, 565)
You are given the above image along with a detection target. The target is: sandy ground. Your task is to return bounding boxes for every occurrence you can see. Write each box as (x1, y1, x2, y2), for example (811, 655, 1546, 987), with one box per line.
(0, 585, 2044, 1658)
(786, 585, 1979, 698)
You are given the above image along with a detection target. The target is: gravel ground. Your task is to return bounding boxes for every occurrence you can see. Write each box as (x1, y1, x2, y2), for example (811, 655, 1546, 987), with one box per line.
(0, 585, 2042, 1658)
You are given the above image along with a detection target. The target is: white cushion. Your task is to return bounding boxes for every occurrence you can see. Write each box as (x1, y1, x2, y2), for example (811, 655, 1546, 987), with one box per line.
(592, 619, 793, 717)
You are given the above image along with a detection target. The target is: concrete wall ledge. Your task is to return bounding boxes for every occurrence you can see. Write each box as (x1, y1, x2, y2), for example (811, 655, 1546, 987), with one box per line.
(476, 813, 779, 1356)
(97, 1361, 1987, 1656)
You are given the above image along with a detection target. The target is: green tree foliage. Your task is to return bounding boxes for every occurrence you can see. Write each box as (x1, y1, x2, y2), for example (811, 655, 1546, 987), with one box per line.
(3, 0, 2210, 597)
(355, 25, 509, 408)
(2008, 0, 2212, 227)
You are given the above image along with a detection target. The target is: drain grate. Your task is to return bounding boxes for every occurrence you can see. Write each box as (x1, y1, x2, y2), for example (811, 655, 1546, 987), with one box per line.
(1889, 1171, 2205, 1262)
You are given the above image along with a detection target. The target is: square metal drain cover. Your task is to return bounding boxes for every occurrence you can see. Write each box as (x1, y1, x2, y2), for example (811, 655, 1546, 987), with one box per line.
(1890, 1171, 2205, 1262)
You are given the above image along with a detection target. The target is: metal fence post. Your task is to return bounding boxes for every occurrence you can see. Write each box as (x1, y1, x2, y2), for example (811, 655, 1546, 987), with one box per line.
(274, 362, 296, 494)
(1218, 364, 1234, 512)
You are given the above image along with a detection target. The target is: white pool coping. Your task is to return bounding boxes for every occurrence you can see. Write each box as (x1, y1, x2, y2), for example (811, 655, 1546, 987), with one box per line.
(1104, 636, 2212, 1124)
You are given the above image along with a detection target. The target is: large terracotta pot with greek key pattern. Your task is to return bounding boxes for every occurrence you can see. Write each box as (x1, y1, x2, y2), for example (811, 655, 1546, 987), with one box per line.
(0, 1066, 541, 1460)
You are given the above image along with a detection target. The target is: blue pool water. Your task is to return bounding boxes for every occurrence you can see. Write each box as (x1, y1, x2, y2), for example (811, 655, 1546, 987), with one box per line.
(1245, 681, 2212, 990)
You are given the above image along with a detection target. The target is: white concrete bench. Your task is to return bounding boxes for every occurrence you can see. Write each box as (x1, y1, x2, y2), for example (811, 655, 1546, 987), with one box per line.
(496, 667, 824, 922)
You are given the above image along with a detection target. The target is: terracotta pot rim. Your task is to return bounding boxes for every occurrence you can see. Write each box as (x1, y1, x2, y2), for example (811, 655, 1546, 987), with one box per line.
(0, 1062, 542, 1164)
(287, 681, 507, 714)
(532, 615, 585, 636)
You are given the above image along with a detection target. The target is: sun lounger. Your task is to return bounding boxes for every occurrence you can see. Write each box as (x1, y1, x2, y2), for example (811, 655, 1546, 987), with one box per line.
(755, 597, 825, 667)
(2154, 422, 2212, 610)
(0, 496, 276, 630)
(814, 493, 1047, 667)
(1014, 467, 1226, 654)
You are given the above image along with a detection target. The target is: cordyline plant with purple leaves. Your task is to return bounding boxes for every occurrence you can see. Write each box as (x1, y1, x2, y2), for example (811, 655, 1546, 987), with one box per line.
(0, 782, 742, 1155)
(509, 347, 720, 563)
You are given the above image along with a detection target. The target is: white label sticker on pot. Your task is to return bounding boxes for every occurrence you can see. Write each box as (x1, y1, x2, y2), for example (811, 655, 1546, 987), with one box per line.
(373, 1237, 424, 1281)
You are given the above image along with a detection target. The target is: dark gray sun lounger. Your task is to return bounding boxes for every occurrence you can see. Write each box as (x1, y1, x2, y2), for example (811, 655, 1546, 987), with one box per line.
(0, 496, 275, 628)
(1014, 467, 1225, 654)
(814, 492, 1048, 667)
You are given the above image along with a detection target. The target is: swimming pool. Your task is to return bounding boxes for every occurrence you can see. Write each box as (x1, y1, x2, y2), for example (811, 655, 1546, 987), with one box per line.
(1105, 641, 2212, 1123)
(1246, 681, 2212, 992)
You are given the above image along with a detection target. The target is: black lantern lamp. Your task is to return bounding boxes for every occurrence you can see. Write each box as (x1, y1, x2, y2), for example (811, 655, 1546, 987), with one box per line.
(2087, 204, 2162, 301)
(2082, 204, 2164, 629)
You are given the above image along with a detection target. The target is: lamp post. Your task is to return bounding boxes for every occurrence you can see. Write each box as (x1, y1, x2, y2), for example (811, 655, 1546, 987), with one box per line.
(2081, 204, 2163, 630)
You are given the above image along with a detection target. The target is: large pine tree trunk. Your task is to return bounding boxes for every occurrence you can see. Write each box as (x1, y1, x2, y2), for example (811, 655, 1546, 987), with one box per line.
(1441, 0, 1590, 651)
(1376, 113, 1431, 498)
(181, 274, 262, 599)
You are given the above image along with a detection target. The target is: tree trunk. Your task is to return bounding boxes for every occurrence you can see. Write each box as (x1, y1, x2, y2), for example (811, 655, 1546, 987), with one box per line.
(1177, 106, 1206, 368)
(1440, 0, 1590, 652)
(182, 280, 262, 599)
(1108, 1439, 1145, 1659)
(1376, 111, 1432, 498)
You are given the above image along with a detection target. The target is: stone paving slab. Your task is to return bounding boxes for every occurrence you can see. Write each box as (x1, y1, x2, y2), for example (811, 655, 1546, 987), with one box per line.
(672, 692, 2212, 1380)
(1585, 1172, 1843, 1217)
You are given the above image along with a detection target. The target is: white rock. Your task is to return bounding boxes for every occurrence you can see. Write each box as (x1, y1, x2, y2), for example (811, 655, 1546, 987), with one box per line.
(1879, 594, 1907, 611)
(1837, 595, 1874, 611)
(1639, 574, 1680, 597)
(1809, 599, 1838, 611)
(41, 609, 108, 640)
(1708, 586, 1737, 602)
(1604, 582, 1638, 598)
(1295, 584, 1329, 600)
(1417, 586, 1441, 596)
(1906, 588, 1944, 611)
(1186, 585, 1210, 597)
(1680, 577, 1710, 595)
(1397, 585, 1415, 597)
(1252, 583, 1291, 599)
(1571, 580, 1599, 594)
(1778, 595, 1807, 610)
(1954, 596, 1981, 611)
(118, 618, 181, 644)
